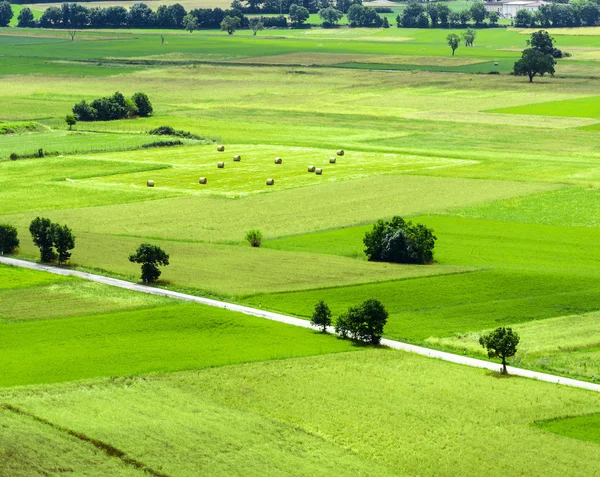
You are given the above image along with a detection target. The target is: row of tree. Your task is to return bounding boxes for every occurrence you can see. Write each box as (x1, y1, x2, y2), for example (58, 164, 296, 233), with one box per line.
(514, 2, 600, 28)
(398, 1, 500, 29)
(72, 92, 152, 122)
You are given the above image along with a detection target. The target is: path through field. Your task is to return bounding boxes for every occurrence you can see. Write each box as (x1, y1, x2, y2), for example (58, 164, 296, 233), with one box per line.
(2, 255, 599, 393)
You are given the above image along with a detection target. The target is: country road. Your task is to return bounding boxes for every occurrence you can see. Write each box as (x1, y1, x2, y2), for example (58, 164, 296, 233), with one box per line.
(2, 255, 599, 393)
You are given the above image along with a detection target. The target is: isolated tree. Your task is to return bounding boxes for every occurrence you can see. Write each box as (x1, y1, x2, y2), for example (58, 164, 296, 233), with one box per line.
(319, 7, 343, 27)
(29, 217, 56, 263)
(249, 17, 264, 35)
(289, 4, 310, 27)
(52, 223, 75, 265)
(220, 15, 241, 34)
(335, 299, 388, 345)
(65, 114, 77, 130)
(132, 92, 153, 117)
(311, 300, 332, 333)
(0, 1, 13, 27)
(527, 29, 562, 57)
(68, 30, 77, 41)
(513, 48, 555, 82)
(488, 11, 499, 26)
(129, 243, 170, 283)
(245, 229, 263, 247)
(17, 7, 35, 27)
(183, 14, 198, 32)
(469, 1, 486, 26)
(0, 224, 19, 255)
(447, 33, 460, 56)
(479, 327, 520, 375)
(462, 28, 476, 47)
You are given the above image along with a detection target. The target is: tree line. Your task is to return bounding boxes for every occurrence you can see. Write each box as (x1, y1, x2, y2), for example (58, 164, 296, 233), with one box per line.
(397, 1, 500, 29)
(514, 2, 600, 28)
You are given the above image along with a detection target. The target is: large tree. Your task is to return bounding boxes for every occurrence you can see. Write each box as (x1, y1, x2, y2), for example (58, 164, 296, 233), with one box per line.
(335, 299, 388, 345)
(52, 223, 75, 265)
(182, 13, 198, 32)
(17, 7, 35, 28)
(469, 1, 486, 26)
(0, 1, 13, 27)
(513, 48, 555, 82)
(446, 33, 460, 55)
(29, 217, 56, 263)
(319, 6, 343, 27)
(479, 327, 520, 375)
(289, 3, 310, 26)
(220, 15, 240, 34)
(129, 243, 170, 283)
(0, 224, 19, 255)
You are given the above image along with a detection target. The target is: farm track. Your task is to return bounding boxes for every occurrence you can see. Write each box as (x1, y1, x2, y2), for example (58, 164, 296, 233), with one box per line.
(2, 255, 600, 394)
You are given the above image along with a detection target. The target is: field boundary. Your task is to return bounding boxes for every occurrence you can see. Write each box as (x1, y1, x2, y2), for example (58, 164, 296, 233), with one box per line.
(2, 255, 599, 394)
(1, 403, 169, 476)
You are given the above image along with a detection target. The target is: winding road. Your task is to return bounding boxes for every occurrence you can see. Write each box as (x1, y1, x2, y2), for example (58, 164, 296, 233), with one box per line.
(2, 255, 599, 393)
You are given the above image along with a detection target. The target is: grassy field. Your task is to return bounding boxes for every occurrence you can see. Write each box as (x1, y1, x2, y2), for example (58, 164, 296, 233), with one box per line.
(2, 23, 600, 474)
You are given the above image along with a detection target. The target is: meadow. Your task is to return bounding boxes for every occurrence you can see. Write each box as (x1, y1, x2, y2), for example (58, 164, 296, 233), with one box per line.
(1, 21, 600, 475)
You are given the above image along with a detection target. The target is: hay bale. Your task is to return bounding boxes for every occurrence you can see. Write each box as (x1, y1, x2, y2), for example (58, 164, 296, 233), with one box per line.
(494, 61, 499, 66)
(233, 155, 241, 162)
(147, 180, 154, 187)
(329, 157, 336, 164)
(315, 168, 322, 175)
(218, 161, 225, 168)
(308, 165, 315, 173)
(266, 178, 274, 186)
(217, 145, 225, 152)
(275, 157, 282, 164)
(337, 149, 344, 156)
(199, 177, 207, 184)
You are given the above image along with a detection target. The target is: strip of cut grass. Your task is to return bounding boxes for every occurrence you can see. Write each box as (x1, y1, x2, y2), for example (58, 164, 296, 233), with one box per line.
(4, 350, 600, 477)
(537, 413, 600, 445)
(0, 264, 70, 290)
(0, 302, 360, 387)
(490, 95, 600, 118)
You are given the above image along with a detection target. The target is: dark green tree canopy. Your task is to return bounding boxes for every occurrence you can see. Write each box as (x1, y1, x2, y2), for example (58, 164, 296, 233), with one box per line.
(479, 327, 520, 375)
(17, 7, 35, 27)
(129, 243, 170, 283)
(446, 33, 460, 56)
(29, 217, 56, 263)
(52, 224, 75, 265)
(311, 300, 332, 333)
(335, 299, 388, 345)
(220, 14, 241, 33)
(0, 224, 19, 255)
(0, 1, 13, 27)
(513, 48, 556, 82)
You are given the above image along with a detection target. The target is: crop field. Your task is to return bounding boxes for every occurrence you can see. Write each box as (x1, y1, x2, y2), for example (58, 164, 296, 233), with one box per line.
(2, 20, 600, 476)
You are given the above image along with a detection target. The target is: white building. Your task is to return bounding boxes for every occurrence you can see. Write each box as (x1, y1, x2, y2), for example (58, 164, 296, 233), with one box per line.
(484, 1, 550, 18)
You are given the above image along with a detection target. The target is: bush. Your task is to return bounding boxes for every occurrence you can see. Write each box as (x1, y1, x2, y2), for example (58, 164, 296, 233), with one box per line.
(335, 299, 388, 345)
(141, 140, 184, 148)
(261, 15, 287, 27)
(245, 229, 263, 247)
(9, 153, 18, 161)
(0, 224, 19, 255)
(364, 216, 436, 264)
(149, 126, 202, 140)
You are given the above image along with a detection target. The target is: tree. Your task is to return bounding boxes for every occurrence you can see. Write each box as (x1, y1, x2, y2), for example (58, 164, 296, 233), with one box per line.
(514, 9, 533, 28)
(336, 0, 351, 13)
(132, 92, 153, 117)
(17, 7, 35, 28)
(29, 217, 56, 263)
(479, 327, 520, 375)
(128, 2, 154, 28)
(448, 11, 460, 27)
(382, 16, 389, 28)
(0, 1, 14, 27)
(40, 7, 62, 27)
(220, 15, 240, 34)
(513, 48, 555, 82)
(182, 13, 198, 32)
(416, 11, 429, 28)
(319, 6, 342, 27)
(52, 223, 75, 265)
(68, 30, 77, 42)
(426, 3, 439, 26)
(527, 29, 563, 57)
(488, 11, 499, 26)
(249, 17, 264, 35)
(437, 4, 450, 27)
(462, 27, 476, 47)
(311, 300, 332, 332)
(335, 299, 388, 345)
(458, 9, 470, 27)
(446, 33, 460, 56)
(469, 1, 486, 26)
(0, 224, 19, 255)
(129, 243, 170, 284)
(245, 229, 263, 247)
(65, 114, 77, 130)
(289, 4, 309, 27)
(364, 216, 436, 264)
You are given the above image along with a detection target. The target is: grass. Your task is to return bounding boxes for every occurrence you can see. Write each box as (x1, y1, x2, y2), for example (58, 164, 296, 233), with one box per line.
(537, 413, 600, 444)
(0, 301, 361, 387)
(3, 350, 600, 476)
(0, 264, 69, 290)
(491, 95, 600, 118)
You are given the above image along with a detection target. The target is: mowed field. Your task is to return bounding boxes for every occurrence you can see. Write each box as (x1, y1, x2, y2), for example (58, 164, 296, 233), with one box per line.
(1, 23, 600, 475)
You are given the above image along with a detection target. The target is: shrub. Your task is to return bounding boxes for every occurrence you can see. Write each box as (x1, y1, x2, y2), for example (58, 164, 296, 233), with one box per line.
(65, 114, 77, 130)
(149, 126, 202, 140)
(245, 229, 263, 247)
(364, 216, 436, 264)
(141, 140, 184, 148)
(335, 299, 388, 345)
(0, 224, 19, 255)
(129, 243, 170, 284)
(9, 153, 18, 161)
(311, 300, 332, 333)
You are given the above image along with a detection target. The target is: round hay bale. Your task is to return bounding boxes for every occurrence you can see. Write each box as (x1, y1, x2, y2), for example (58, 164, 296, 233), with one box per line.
(218, 161, 225, 168)
(199, 177, 207, 184)
(233, 155, 241, 162)
(266, 178, 274, 186)
(315, 168, 323, 175)
(275, 157, 282, 164)
(329, 157, 336, 164)
(217, 145, 225, 152)
(494, 61, 499, 66)
(308, 165, 315, 173)
(337, 149, 344, 156)
(147, 180, 154, 187)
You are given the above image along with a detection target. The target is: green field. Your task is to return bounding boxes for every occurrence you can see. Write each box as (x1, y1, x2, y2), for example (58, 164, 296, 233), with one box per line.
(2, 21, 600, 475)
